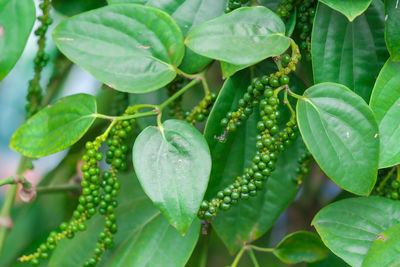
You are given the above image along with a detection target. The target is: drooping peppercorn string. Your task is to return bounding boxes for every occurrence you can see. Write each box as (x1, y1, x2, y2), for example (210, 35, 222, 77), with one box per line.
(277, 0, 316, 61)
(26, 0, 53, 118)
(184, 91, 217, 125)
(217, 41, 300, 142)
(19, 108, 136, 266)
(198, 41, 302, 220)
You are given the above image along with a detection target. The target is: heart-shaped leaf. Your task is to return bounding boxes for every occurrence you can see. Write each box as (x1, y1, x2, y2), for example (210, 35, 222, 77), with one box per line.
(132, 119, 211, 234)
(362, 223, 400, 267)
(10, 94, 97, 158)
(0, 0, 35, 81)
(107, 0, 228, 74)
(312, 0, 388, 102)
(49, 174, 200, 267)
(273, 231, 329, 264)
(319, 0, 373, 21)
(205, 64, 308, 253)
(370, 60, 400, 168)
(186, 6, 290, 65)
(385, 0, 400, 61)
(53, 4, 184, 93)
(313, 197, 400, 267)
(296, 83, 379, 195)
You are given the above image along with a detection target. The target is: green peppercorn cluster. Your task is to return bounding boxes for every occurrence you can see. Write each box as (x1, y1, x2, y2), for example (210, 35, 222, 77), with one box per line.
(20, 113, 135, 266)
(276, 0, 295, 18)
(375, 168, 400, 200)
(185, 91, 218, 124)
(218, 46, 300, 142)
(198, 117, 299, 220)
(276, 0, 316, 61)
(167, 77, 186, 119)
(296, 0, 316, 61)
(225, 0, 250, 13)
(295, 151, 312, 184)
(26, 0, 53, 118)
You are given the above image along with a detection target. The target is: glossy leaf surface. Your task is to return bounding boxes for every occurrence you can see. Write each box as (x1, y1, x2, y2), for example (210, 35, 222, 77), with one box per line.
(10, 94, 97, 158)
(297, 83, 379, 195)
(313, 197, 400, 267)
(312, 0, 388, 101)
(370, 60, 400, 167)
(53, 4, 184, 93)
(107, 0, 227, 74)
(319, 0, 372, 21)
(362, 223, 400, 267)
(186, 7, 290, 65)
(0, 0, 35, 81)
(132, 119, 211, 234)
(385, 0, 400, 61)
(50, 174, 200, 267)
(205, 66, 307, 253)
(273, 231, 329, 264)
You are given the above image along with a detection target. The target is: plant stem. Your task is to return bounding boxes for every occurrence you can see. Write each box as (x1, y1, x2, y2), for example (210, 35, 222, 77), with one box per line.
(0, 156, 30, 255)
(248, 249, 260, 267)
(0, 177, 16, 187)
(231, 247, 246, 267)
(284, 89, 296, 119)
(94, 110, 158, 121)
(198, 229, 212, 267)
(159, 79, 201, 110)
(36, 183, 80, 194)
(41, 54, 73, 107)
(247, 245, 274, 253)
(379, 167, 396, 190)
(287, 88, 306, 100)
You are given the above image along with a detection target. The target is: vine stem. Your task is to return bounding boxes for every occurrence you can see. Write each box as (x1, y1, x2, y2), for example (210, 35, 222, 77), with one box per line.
(231, 247, 246, 267)
(36, 183, 80, 194)
(248, 249, 260, 267)
(284, 89, 296, 119)
(0, 156, 31, 254)
(0, 177, 16, 187)
(158, 79, 201, 110)
(287, 88, 306, 100)
(94, 110, 158, 121)
(378, 167, 397, 190)
(247, 245, 274, 253)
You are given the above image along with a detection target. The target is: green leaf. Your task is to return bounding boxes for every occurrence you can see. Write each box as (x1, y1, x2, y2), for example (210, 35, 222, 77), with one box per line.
(363, 223, 400, 267)
(307, 253, 350, 267)
(52, 0, 106, 16)
(312, 0, 388, 102)
(132, 119, 211, 234)
(296, 83, 379, 195)
(220, 62, 251, 79)
(319, 0, 372, 21)
(50, 174, 200, 267)
(273, 231, 329, 264)
(0, 0, 35, 81)
(370, 60, 400, 168)
(313, 197, 400, 267)
(10, 94, 97, 158)
(205, 65, 308, 253)
(107, 0, 228, 74)
(53, 4, 184, 93)
(186, 6, 290, 65)
(385, 0, 400, 61)
(286, 8, 297, 36)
